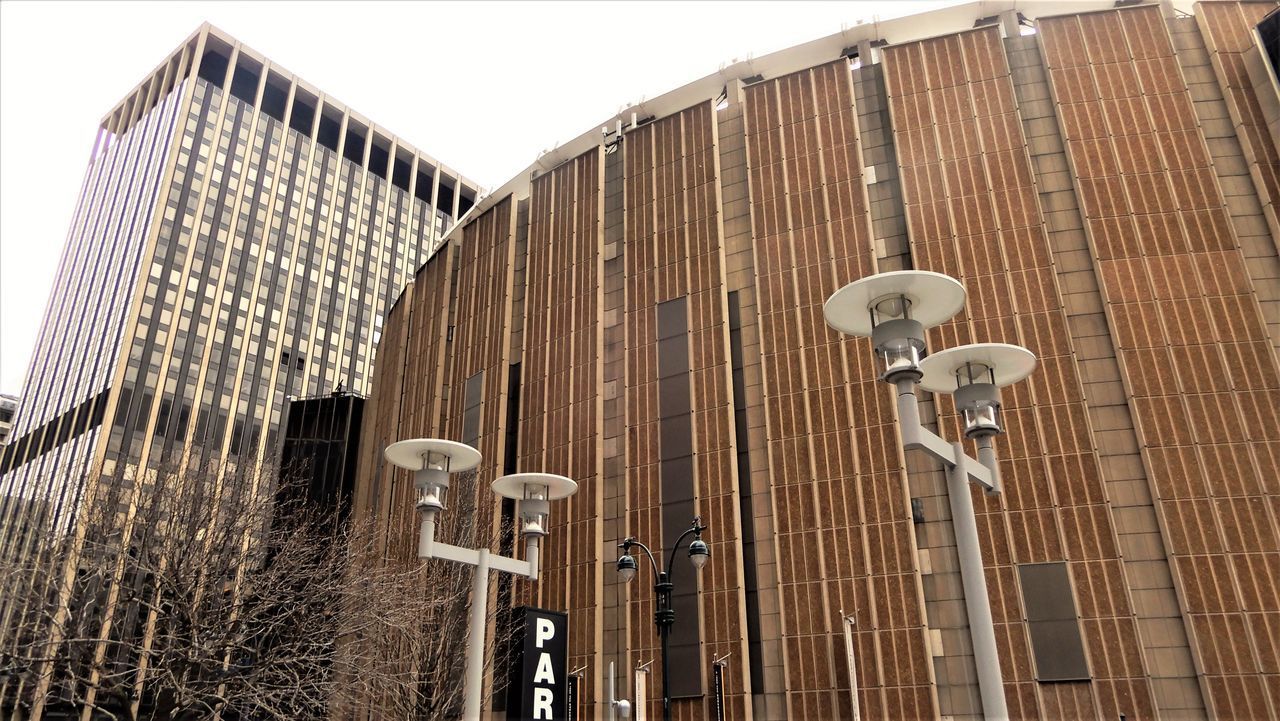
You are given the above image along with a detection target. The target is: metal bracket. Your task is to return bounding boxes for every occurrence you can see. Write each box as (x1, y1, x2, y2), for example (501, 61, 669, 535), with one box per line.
(425, 541, 534, 579)
(895, 380, 998, 493)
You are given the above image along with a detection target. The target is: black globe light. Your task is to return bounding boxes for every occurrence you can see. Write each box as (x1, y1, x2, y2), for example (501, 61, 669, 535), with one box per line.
(614, 517, 708, 721)
(687, 538, 710, 570)
(616, 552, 638, 582)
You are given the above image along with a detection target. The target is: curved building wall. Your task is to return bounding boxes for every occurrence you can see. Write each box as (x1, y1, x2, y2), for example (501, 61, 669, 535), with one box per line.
(355, 2, 1280, 720)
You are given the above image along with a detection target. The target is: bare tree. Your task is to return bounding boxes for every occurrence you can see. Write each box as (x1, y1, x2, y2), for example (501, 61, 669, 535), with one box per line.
(0, 462, 512, 720)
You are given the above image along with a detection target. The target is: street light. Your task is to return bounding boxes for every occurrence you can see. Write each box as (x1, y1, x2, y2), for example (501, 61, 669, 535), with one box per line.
(615, 517, 709, 721)
(384, 439, 578, 721)
(824, 271, 1036, 721)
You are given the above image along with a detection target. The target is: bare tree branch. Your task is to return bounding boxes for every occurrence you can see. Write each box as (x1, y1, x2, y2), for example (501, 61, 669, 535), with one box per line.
(0, 462, 513, 720)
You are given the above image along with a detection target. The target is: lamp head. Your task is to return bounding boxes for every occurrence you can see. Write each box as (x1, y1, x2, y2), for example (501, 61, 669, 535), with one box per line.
(384, 439, 481, 519)
(616, 552, 638, 583)
(688, 538, 710, 571)
(823, 271, 967, 383)
(414, 470, 449, 517)
(918, 343, 1037, 438)
(493, 473, 578, 540)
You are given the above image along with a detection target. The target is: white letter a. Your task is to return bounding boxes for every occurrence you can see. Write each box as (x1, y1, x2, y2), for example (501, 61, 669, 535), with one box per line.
(534, 653, 556, 684)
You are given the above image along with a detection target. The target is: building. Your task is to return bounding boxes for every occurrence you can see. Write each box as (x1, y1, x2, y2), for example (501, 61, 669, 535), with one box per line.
(353, 1, 1280, 719)
(276, 390, 365, 526)
(0, 23, 479, 717)
(0, 394, 17, 445)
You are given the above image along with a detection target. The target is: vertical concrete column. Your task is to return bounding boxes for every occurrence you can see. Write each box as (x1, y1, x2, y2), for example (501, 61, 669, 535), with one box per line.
(1018, 22, 1208, 719)
(600, 136, 628, 707)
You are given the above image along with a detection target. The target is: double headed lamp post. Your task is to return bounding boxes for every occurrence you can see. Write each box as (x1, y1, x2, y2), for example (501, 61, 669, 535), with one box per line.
(384, 439, 578, 721)
(823, 271, 1036, 721)
(614, 517, 710, 721)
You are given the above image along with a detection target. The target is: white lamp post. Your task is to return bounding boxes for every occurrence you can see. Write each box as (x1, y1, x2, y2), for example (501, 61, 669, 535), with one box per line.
(824, 271, 1036, 721)
(384, 439, 578, 721)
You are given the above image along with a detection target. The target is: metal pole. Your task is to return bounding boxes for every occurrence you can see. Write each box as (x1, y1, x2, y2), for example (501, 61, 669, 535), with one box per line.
(463, 548, 490, 721)
(655, 572, 673, 721)
(608, 661, 617, 721)
(842, 614, 861, 721)
(947, 443, 1008, 720)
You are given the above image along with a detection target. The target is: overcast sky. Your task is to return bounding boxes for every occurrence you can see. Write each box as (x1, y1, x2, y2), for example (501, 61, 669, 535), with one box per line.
(0, 0, 962, 397)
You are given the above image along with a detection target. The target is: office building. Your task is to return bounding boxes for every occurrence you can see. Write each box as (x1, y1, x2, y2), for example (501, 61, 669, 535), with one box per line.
(0, 394, 17, 445)
(0, 23, 479, 717)
(353, 1, 1280, 719)
(0, 22, 478, 550)
(276, 389, 365, 526)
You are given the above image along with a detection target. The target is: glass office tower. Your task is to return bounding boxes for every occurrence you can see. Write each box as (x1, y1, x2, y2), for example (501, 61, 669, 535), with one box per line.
(0, 22, 478, 569)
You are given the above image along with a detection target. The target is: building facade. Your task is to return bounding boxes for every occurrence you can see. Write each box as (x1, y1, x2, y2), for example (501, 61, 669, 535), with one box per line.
(277, 390, 365, 525)
(0, 23, 478, 717)
(0, 394, 17, 446)
(353, 1, 1280, 719)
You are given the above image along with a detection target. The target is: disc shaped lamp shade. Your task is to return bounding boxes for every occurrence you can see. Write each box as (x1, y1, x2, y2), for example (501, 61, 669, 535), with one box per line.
(493, 473, 578, 537)
(384, 439, 482, 471)
(918, 343, 1037, 437)
(824, 271, 967, 381)
(384, 439, 482, 517)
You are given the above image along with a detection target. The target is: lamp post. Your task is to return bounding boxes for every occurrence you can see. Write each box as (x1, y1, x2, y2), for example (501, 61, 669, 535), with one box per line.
(615, 517, 710, 721)
(384, 438, 579, 721)
(824, 270, 1036, 721)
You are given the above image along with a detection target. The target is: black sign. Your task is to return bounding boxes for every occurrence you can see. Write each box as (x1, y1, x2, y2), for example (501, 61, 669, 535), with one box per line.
(505, 607, 568, 721)
(712, 663, 726, 721)
(566, 674, 580, 721)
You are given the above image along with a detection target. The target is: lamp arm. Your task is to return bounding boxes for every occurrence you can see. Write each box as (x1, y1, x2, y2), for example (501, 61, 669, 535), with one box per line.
(620, 537, 661, 579)
(665, 516, 708, 579)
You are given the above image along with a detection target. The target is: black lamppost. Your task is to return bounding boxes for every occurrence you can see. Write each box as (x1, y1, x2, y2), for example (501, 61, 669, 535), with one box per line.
(615, 517, 709, 721)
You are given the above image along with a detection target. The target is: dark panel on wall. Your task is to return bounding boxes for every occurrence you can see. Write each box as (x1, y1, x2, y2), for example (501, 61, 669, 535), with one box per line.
(656, 296, 703, 699)
(1017, 562, 1090, 682)
(727, 290, 765, 698)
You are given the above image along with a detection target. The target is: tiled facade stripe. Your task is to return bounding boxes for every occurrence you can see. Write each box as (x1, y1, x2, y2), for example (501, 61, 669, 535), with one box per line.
(1041, 5, 1280, 718)
(1195, 1, 1280, 358)
(885, 24, 1159, 718)
(1010, 25, 1210, 718)
(717, 81, 789, 720)
(742, 60, 936, 719)
(622, 102, 752, 720)
(518, 149, 605, 710)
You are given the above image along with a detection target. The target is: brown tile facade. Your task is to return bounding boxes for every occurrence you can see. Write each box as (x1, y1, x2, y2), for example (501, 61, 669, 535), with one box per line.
(1041, 5, 1280, 718)
(883, 25, 1156, 719)
(741, 61, 938, 719)
(1199, 1, 1280, 247)
(622, 102, 751, 720)
(519, 150, 606, 707)
(353, 3, 1280, 719)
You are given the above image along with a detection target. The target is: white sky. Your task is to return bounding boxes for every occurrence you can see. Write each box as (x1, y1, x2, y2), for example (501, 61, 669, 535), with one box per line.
(0, 0, 963, 397)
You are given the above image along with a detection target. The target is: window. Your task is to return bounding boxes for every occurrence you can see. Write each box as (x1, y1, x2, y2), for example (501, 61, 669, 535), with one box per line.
(1018, 562, 1090, 681)
(655, 296, 704, 698)
(1260, 9, 1280, 86)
